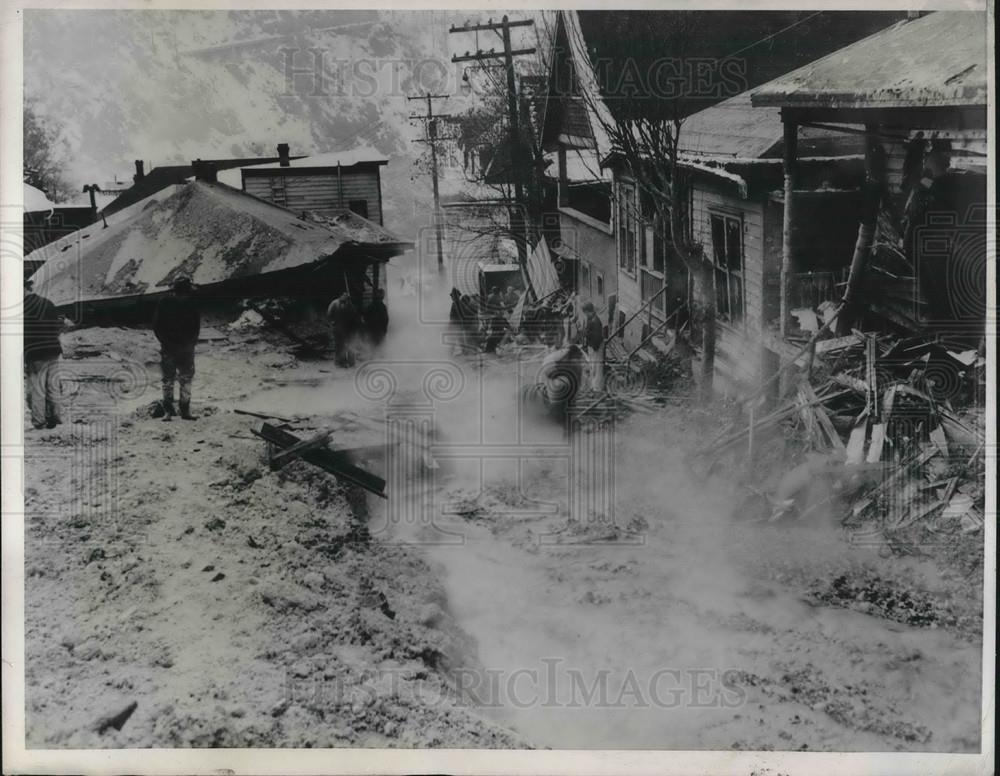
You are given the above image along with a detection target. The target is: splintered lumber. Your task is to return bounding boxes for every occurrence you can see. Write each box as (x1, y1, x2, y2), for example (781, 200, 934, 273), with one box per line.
(938, 408, 980, 448)
(928, 425, 949, 457)
(846, 423, 867, 465)
(865, 335, 877, 418)
(741, 301, 846, 409)
(831, 373, 869, 394)
(800, 382, 847, 455)
(866, 423, 887, 463)
(253, 422, 387, 498)
(269, 428, 334, 469)
(698, 389, 851, 458)
(815, 333, 862, 355)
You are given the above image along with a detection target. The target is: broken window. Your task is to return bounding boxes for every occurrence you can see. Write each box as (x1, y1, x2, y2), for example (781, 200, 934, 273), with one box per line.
(348, 199, 369, 219)
(710, 212, 744, 324)
(617, 181, 638, 275)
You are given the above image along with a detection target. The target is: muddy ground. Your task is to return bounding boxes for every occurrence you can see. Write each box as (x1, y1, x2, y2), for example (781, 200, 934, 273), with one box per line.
(21, 280, 985, 751)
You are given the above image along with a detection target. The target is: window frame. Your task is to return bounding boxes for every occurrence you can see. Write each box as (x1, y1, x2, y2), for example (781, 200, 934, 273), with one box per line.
(708, 209, 746, 325)
(616, 178, 639, 278)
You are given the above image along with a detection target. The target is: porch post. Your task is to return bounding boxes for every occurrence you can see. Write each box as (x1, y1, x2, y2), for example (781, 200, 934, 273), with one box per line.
(780, 113, 798, 339)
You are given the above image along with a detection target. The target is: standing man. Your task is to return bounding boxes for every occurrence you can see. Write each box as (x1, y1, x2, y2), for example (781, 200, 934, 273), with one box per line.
(23, 279, 64, 430)
(503, 285, 520, 312)
(153, 275, 200, 421)
(364, 288, 389, 347)
(580, 302, 605, 392)
(327, 290, 359, 366)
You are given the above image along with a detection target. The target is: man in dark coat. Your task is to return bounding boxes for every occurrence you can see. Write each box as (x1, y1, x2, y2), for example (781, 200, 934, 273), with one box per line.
(152, 275, 200, 420)
(364, 288, 389, 347)
(326, 291, 360, 366)
(23, 279, 64, 429)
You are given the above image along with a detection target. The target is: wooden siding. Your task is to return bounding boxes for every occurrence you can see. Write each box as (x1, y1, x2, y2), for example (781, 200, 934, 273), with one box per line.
(559, 210, 617, 313)
(884, 129, 987, 195)
(244, 169, 383, 225)
(690, 186, 766, 337)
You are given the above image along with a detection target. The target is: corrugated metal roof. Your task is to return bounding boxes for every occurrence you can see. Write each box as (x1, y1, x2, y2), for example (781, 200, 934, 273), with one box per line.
(751, 12, 987, 109)
(29, 181, 410, 307)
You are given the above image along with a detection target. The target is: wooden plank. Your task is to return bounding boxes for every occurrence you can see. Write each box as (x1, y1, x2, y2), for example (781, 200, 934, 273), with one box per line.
(846, 422, 867, 465)
(234, 408, 296, 423)
(928, 425, 949, 457)
(815, 333, 862, 355)
(270, 429, 334, 469)
(254, 422, 387, 498)
(800, 381, 847, 455)
(866, 423, 886, 463)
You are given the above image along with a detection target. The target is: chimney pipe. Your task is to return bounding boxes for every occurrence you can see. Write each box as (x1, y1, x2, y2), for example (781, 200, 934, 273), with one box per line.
(134, 160, 145, 182)
(192, 159, 218, 183)
(277, 143, 290, 167)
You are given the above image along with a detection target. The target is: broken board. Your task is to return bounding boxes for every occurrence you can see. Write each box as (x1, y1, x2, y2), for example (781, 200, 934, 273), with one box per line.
(253, 422, 387, 498)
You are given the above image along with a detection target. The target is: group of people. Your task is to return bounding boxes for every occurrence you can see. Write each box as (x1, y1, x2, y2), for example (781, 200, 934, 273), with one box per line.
(23, 275, 391, 430)
(325, 287, 388, 367)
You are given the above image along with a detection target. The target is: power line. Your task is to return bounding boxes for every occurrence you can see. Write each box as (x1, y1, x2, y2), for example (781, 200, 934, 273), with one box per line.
(722, 11, 825, 60)
(450, 14, 537, 284)
(408, 92, 451, 272)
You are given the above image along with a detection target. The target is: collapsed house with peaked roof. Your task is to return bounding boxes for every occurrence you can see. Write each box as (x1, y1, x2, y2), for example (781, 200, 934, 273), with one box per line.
(27, 177, 413, 320)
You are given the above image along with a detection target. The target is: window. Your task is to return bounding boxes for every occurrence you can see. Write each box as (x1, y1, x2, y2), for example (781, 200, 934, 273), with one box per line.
(652, 211, 671, 274)
(566, 181, 611, 224)
(580, 262, 591, 297)
(596, 272, 604, 298)
(710, 212, 745, 323)
(348, 199, 369, 219)
(617, 181, 638, 275)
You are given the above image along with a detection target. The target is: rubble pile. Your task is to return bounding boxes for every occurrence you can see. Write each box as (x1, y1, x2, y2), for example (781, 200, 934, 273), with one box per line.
(699, 329, 986, 559)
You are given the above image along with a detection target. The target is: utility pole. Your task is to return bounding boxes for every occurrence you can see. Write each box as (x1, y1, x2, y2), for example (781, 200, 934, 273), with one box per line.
(408, 93, 452, 272)
(451, 15, 536, 274)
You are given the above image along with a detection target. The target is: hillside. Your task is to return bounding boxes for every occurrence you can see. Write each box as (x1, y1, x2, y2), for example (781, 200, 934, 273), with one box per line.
(23, 9, 544, 238)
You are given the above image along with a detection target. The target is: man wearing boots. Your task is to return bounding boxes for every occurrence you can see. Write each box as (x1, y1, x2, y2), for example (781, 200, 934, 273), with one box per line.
(153, 275, 200, 421)
(23, 279, 65, 430)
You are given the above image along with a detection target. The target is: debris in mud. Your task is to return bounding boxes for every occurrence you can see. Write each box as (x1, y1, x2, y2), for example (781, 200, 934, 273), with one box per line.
(806, 571, 971, 632)
(728, 665, 933, 745)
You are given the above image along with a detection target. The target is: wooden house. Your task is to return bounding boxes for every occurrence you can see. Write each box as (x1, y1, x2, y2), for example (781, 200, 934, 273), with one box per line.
(752, 11, 988, 355)
(229, 145, 389, 226)
(539, 9, 901, 383)
(608, 92, 866, 391)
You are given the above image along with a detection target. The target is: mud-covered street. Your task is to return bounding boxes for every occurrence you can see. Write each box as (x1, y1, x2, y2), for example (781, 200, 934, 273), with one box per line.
(22, 269, 984, 751)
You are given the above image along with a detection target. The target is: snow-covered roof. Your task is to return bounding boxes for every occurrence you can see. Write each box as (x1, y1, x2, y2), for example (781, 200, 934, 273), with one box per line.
(29, 181, 411, 307)
(23, 183, 57, 213)
(752, 12, 987, 110)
